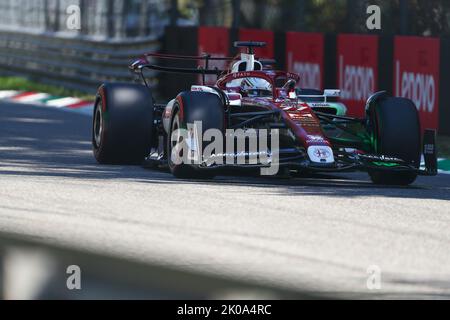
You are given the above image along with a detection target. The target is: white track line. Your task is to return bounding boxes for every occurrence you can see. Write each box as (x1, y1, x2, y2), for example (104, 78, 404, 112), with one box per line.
(0, 90, 20, 99)
(13, 93, 50, 103)
(46, 97, 82, 108)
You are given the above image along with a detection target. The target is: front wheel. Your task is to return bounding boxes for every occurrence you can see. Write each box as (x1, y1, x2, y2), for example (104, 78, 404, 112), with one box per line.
(367, 96, 421, 186)
(167, 92, 224, 179)
(167, 109, 217, 179)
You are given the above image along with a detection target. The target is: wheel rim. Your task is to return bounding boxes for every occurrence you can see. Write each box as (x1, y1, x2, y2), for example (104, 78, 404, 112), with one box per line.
(94, 102, 103, 148)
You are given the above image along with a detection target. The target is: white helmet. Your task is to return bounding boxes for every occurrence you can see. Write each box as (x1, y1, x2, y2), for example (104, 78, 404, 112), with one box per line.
(240, 77, 272, 97)
(241, 77, 271, 91)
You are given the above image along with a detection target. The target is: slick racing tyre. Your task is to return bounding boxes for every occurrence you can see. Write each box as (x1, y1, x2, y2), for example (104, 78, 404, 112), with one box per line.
(93, 83, 154, 165)
(168, 91, 224, 179)
(367, 96, 421, 185)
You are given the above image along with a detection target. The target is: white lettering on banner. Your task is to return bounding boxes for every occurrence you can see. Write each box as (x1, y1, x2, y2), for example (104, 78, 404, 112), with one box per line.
(288, 53, 321, 90)
(339, 55, 375, 101)
(395, 61, 435, 113)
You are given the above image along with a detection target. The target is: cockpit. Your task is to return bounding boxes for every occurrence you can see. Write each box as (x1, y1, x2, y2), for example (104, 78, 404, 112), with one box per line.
(218, 41, 300, 99)
(225, 49, 272, 97)
(226, 77, 273, 98)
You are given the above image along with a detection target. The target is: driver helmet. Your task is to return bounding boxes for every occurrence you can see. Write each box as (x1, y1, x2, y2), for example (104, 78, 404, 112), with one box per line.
(240, 77, 272, 97)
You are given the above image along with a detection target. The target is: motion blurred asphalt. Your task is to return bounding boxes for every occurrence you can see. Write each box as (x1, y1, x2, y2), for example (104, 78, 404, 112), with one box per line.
(0, 101, 449, 299)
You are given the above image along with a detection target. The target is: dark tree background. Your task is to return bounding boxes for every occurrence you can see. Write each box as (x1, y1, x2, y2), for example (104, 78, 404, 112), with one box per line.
(190, 0, 450, 36)
(25, 0, 450, 38)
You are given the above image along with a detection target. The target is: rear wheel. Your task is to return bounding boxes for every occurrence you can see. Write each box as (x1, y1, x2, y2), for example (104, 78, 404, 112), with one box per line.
(93, 83, 154, 165)
(367, 97, 421, 185)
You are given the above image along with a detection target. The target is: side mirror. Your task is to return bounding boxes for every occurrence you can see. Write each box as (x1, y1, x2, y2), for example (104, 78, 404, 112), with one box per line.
(283, 80, 297, 99)
(283, 79, 297, 91)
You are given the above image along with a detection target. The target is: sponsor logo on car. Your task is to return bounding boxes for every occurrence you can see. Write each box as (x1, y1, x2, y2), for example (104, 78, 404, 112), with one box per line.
(171, 122, 280, 176)
(314, 148, 330, 159)
(307, 146, 334, 164)
(309, 102, 330, 107)
(359, 154, 404, 162)
(233, 72, 252, 78)
(306, 135, 326, 144)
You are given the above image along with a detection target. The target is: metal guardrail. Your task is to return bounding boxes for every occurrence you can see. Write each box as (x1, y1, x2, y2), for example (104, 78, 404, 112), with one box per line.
(0, 0, 171, 39)
(0, 30, 159, 93)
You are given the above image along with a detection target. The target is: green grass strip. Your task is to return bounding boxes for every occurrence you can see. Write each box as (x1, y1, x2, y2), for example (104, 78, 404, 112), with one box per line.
(0, 77, 94, 100)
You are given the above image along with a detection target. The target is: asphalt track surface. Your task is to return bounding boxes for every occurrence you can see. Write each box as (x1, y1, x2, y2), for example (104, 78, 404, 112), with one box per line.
(1, 101, 449, 299)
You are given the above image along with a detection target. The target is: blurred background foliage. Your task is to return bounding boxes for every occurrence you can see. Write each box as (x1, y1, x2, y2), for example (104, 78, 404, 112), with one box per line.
(186, 0, 450, 36)
(0, 0, 448, 38)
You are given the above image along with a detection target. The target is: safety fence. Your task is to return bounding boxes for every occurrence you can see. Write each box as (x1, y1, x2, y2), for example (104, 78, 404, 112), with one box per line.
(0, 0, 170, 39)
(0, 30, 159, 93)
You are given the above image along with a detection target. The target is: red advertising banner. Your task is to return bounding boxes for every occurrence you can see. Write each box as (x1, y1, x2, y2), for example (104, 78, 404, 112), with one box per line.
(198, 27, 230, 85)
(337, 34, 379, 117)
(286, 32, 324, 90)
(394, 36, 440, 131)
(239, 28, 274, 58)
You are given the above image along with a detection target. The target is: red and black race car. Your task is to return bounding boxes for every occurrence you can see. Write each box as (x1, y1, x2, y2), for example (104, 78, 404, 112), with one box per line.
(92, 42, 437, 185)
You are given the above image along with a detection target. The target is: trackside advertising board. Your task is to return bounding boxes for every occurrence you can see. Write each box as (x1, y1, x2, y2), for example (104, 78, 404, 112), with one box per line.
(394, 36, 440, 131)
(239, 28, 274, 58)
(337, 34, 379, 117)
(198, 27, 230, 85)
(286, 32, 324, 90)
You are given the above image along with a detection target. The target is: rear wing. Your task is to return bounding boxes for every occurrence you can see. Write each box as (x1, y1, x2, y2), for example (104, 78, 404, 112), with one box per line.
(297, 89, 341, 103)
(130, 52, 280, 86)
(130, 53, 235, 85)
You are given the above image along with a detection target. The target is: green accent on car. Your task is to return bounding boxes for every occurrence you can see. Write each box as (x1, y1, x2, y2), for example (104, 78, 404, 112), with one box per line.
(372, 162, 400, 167)
(370, 132, 378, 153)
(326, 102, 347, 116)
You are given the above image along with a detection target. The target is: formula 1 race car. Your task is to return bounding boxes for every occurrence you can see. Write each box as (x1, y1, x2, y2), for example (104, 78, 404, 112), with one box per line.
(92, 41, 437, 185)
